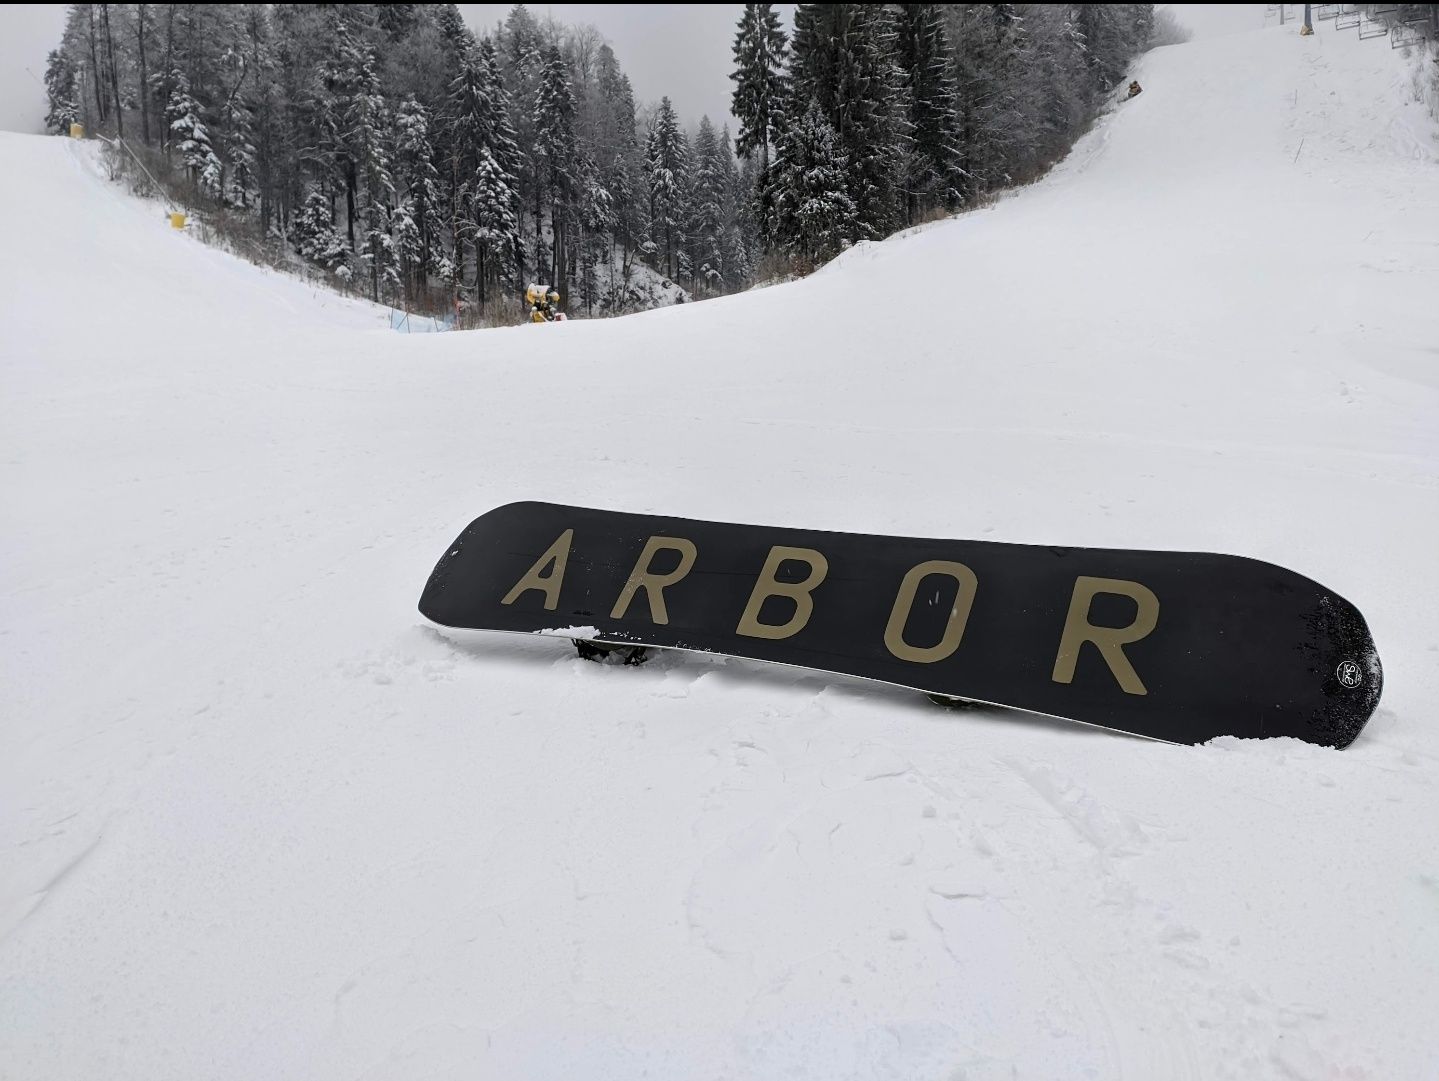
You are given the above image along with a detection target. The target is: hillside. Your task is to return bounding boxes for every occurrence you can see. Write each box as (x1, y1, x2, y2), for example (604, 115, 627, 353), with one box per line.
(2, 22, 1438, 1081)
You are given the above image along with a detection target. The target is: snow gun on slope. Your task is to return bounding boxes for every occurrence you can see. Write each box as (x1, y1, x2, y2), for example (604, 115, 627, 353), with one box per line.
(526, 284, 566, 323)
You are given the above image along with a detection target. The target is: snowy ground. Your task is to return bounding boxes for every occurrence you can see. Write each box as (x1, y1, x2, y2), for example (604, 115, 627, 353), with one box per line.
(3, 23, 1438, 1081)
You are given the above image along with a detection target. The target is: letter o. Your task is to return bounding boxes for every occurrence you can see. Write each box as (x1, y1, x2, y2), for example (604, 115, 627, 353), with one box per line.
(883, 560, 978, 664)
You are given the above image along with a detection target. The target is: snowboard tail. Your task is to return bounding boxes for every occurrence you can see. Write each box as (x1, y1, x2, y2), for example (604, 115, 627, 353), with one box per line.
(419, 502, 1382, 748)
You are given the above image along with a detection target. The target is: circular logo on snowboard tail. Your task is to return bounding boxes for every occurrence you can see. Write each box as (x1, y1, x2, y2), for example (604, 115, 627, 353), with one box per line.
(1336, 659, 1363, 689)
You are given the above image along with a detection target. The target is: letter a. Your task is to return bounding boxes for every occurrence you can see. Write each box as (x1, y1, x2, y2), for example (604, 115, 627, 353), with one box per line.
(1051, 576, 1160, 695)
(501, 529, 573, 611)
(736, 546, 829, 640)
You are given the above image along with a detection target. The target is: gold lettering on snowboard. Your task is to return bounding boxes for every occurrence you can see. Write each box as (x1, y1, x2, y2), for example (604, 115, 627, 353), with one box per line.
(500, 529, 574, 611)
(736, 546, 829, 640)
(883, 560, 979, 664)
(610, 536, 699, 625)
(1051, 576, 1160, 695)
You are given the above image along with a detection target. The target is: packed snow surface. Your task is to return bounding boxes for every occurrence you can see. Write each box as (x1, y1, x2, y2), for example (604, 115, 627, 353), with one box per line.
(4, 25, 1438, 1081)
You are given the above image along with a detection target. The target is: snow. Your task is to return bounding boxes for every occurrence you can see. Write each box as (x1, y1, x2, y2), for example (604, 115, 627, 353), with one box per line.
(3, 24, 1439, 1081)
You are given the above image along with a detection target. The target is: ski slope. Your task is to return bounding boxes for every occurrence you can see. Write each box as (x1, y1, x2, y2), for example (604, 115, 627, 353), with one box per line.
(3, 24, 1438, 1081)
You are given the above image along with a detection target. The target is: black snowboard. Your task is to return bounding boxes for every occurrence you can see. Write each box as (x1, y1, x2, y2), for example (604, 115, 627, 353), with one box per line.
(418, 502, 1382, 748)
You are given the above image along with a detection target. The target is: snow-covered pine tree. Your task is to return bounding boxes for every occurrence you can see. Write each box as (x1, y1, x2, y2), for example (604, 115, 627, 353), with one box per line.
(395, 96, 444, 293)
(475, 37, 523, 304)
(534, 43, 578, 307)
(168, 5, 240, 147)
(149, 6, 180, 155)
(58, 5, 101, 132)
(789, 4, 910, 240)
(839, 5, 911, 239)
(44, 49, 80, 134)
(1023, 6, 1093, 169)
(448, 51, 487, 294)
(735, 150, 763, 279)
(690, 117, 728, 296)
(60, 2, 116, 133)
(730, 3, 788, 180)
(788, 4, 835, 116)
(498, 5, 545, 275)
(718, 125, 752, 288)
(471, 145, 521, 308)
(594, 44, 643, 301)
(730, 1, 789, 253)
(434, 3, 477, 55)
(314, 16, 367, 250)
(391, 198, 424, 295)
(771, 101, 859, 266)
(348, 45, 398, 301)
(215, 44, 257, 207)
(166, 71, 222, 195)
(645, 96, 690, 283)
(293, 189, 349, 272)
(375, 3, 424, 41)
(574, 153, 614, 314)
(128, 4, 153, 144)
(450, 36, 526, 309)
(1076, 5, 1153, 93)
(235, 5, 284, 231)
(98, 2, 123, 135)
(945, 4, 1024, 195)
(1132, 6, 1157, 52)
(267, 5, 329, 231)
(426, 3, 478, 276)
(894, 4, 961, 223)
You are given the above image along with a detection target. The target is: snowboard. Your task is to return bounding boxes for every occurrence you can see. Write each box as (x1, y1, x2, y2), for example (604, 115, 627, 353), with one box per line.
(418, 502, 1382, 748)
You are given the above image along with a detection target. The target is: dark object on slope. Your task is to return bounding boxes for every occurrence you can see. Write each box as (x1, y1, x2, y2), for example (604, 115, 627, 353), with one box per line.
(419, 502, 1382, 748)
(526, 283, 565, 323)
(1126, 80, 1143, 99)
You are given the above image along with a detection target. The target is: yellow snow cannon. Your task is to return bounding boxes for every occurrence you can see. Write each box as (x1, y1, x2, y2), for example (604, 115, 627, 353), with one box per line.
(527, 284, 562, 323)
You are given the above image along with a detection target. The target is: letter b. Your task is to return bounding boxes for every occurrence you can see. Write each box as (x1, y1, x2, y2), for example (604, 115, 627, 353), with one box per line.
(736, 546, 829, 640)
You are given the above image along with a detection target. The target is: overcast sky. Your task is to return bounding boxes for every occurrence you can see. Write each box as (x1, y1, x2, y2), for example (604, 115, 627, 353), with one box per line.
(0, 4, 66, 134)
(460, 5, 796, 131)
(1, 5, 1264, 137)
(1161, 3, 1267, 39)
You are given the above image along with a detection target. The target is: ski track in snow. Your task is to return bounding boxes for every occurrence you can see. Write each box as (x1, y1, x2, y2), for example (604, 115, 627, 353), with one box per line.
(3, 23, 1439, 1081)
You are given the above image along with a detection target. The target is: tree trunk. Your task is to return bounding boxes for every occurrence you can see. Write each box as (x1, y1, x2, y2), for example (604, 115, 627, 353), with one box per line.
(478, 245, 486, 312)
(584, 227, 593, 315)
(534, 180, 544, 280)
(553, 210, 567, 309)
(345, 160, 357, 249)
(102, 5, 124, 136)
(87, 6, 106, 126)
(448, 156, 459, 273)
(419, 194, 431, 285)
(137, 5, 150, 143)
(161, 4, 176, 157)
